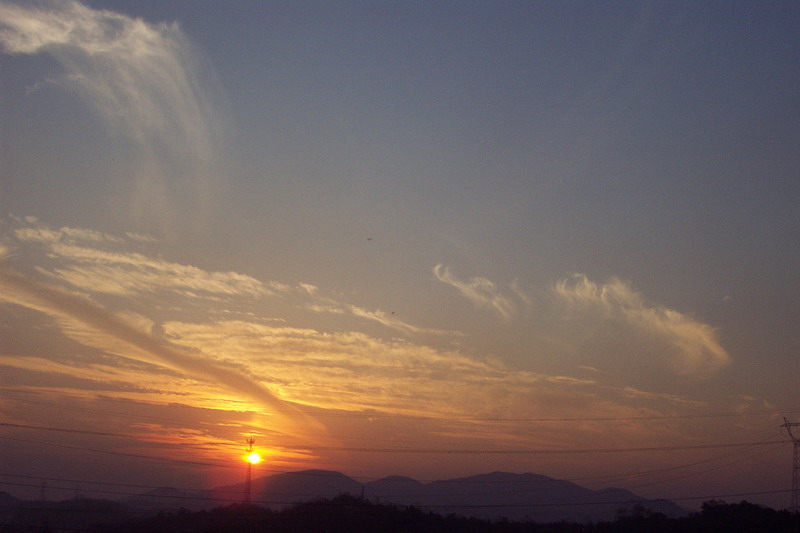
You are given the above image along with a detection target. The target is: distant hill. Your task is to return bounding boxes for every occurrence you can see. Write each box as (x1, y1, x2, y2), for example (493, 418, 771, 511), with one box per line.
(210, 469, 363, 508)
(0, 491, 21, 524)
(124, 485, 211, 510)
(364, 471, 686, 523)
(2, 495, 134, 530)
(129, 469, 686, 523)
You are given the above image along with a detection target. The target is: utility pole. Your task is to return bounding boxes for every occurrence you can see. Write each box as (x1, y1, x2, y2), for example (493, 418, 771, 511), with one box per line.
(783, 418, 800, 514)
(244, 438, 255, 505)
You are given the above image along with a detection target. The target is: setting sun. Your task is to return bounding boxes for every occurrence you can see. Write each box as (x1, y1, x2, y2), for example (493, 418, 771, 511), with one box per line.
(247, 452, 262, 465)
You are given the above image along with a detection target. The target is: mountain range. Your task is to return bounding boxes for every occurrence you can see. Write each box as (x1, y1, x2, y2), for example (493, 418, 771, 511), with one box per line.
(129, 469, 687, 523)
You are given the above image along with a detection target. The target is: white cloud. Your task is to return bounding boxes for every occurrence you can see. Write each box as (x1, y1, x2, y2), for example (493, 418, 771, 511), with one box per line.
(125, 232, 157, 243)
(0, 0, 226, 231)
(346, 304, 453, 336)
(554, 274, 731, 377)
(14, 225, 121, 245)
(6, 219, 277, 299)
(0, 0, 213, 151)
(7, 218, 449, 338)
(45, 243, 275, 298)
(433, 264, 522, 320)
(304, 297, 455, 337)
(298, 283, 319, 296)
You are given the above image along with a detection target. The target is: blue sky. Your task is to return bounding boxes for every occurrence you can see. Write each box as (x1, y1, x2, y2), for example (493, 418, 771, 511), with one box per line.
(1, 0, 799, 510)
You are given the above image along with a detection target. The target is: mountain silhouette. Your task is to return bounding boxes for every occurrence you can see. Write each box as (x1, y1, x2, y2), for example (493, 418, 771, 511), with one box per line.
(128, 470, 685, 522)
(364, 471, 685, 522)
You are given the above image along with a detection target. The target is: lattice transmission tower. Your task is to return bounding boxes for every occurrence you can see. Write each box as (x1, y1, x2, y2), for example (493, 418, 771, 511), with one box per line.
(244, 437, 255, 504)
(783, 417, 800, 514)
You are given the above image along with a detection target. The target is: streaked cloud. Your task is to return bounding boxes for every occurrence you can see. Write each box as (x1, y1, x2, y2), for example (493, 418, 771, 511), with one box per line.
(1, 219, 708, 451)
(620, 387, 708, 407)
(8, 218, 282, 299)
(46, 244, 280, 298)
(0, 262, 691, 452)
(0, 0, 215, 150)
(554, 274, 731, 377)
(162, 318, 684, 435)
(433, 264, 524, 320)
(0, 0, 225, 230)
(306, 299, 456, 337)
(14, 224, 122, 244)
(5, 218, 454, 338)
(0, 218, 745, 461)
(0, 236, 319, 435)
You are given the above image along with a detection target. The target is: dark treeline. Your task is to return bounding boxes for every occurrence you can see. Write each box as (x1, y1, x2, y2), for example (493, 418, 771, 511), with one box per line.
(74, 495, 798, 533)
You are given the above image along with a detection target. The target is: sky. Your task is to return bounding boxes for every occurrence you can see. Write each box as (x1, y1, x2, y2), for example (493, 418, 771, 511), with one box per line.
(1, 0, 799, 512)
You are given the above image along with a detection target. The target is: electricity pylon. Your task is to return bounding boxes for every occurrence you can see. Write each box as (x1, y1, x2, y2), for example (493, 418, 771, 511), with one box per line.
(783, 418, 800, 514)
(244, 438, 255, 505)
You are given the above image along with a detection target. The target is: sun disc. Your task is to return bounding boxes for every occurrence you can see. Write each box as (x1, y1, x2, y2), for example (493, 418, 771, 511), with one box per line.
(247, 452, 262, 464)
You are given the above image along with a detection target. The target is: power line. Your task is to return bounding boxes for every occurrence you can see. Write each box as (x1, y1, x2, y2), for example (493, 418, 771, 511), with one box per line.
(1, 431, 786, 458)
(0, 477, 792, 512)
(0, 435, 237, 469)
(3, 415, 793, 509)
(0, 436, 791, 509)
(4, 388, 799, 423)
(405, 442, 790, 500)
(0, 436, 789, 496)
(1, 437, 775, 498)
(0, 480, 237, 503)
(284, 440, 787, 455)
(441, 410, 800, 423)
(0, 422, 137, 439)
(628, 441, 787, 490)
(0, 473, 208, 493)
(4, 421, 791, 502)
(782, 417, 800, 513)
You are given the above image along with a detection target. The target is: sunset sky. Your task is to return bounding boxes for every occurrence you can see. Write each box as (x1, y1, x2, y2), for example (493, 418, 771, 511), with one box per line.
(1, 0, 799, 511)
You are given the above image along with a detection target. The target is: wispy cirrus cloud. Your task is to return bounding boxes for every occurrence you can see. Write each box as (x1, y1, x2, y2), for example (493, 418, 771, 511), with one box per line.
(13, 223, 122, 245)
(155, 318, 732, 454)
(1, 219, 747, 458)
(0, 258, 319, 436)
(162, 319, 652, 423)
(5, 218, 452, 339)
(433, 264, 526, 320)
(0, 0, 226, 231)
(554, 274, 731, 377)
(306, 300, 455, 337)
(0, 0, 217, 153)
(46, 244, 282, 298)
(347, 305, 442, 335)
(10, 219, 282, 299)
